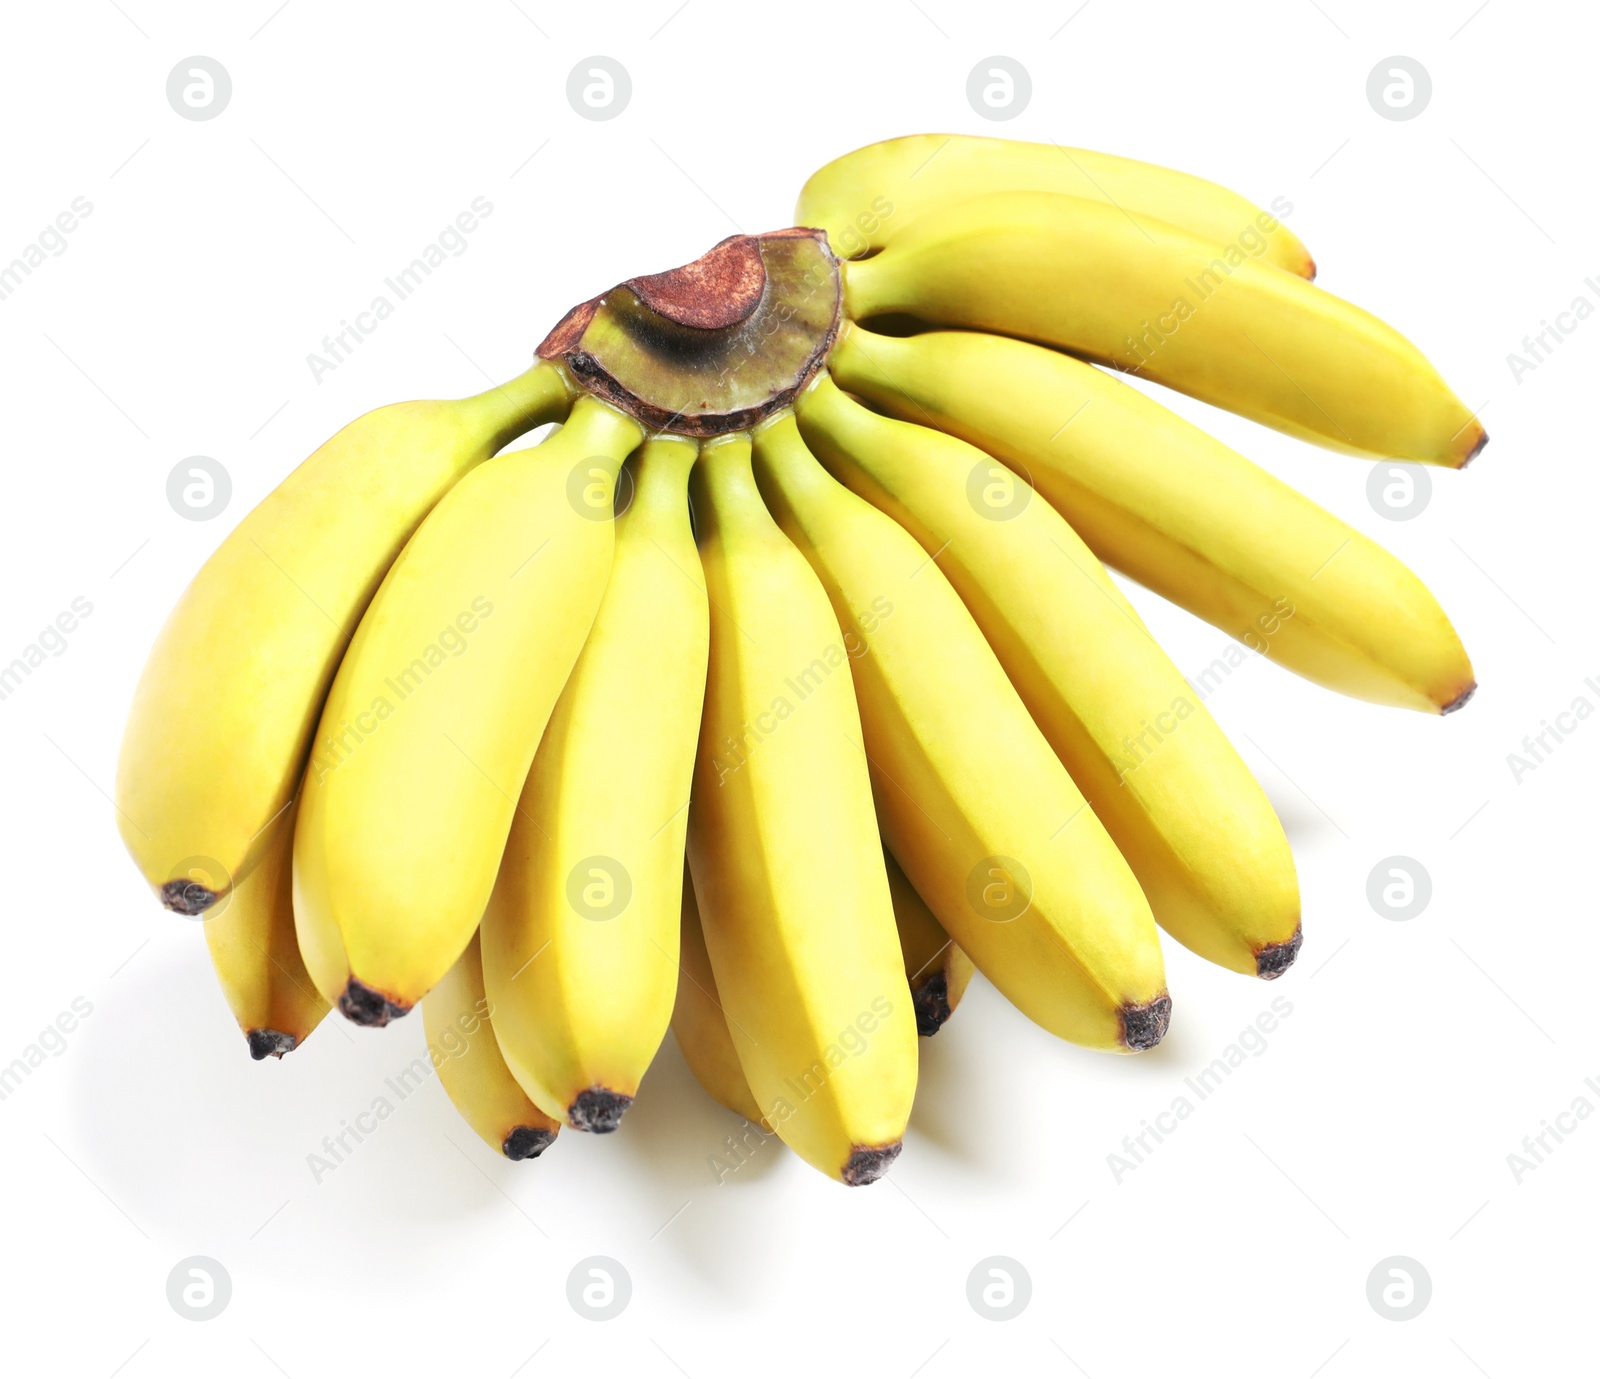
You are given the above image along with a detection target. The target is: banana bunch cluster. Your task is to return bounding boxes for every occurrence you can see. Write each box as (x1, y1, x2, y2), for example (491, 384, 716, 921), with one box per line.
(117, 135, 1479, 1186)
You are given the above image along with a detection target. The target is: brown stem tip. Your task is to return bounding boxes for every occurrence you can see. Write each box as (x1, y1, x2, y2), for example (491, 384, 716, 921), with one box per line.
(503, 1126, 557, 1161)
(1441, 683, 1477, 715)
(1255, 926, 1303, 980)
(246, 1029, 298, 1060)
(569, 1088, 633, 1134)
(911, 972, 954, 1037)
(337, 978, 411, 1027)
(160, 879, 218, 915)
(842, 1142, 902, 1186)
(1121, 994, 1172, 1051)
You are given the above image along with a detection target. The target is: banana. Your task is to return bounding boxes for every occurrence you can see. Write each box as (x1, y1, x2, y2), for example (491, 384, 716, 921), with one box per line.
(884, 848, 974, 1036)
(293, 396, 644, 1025)
(798, 369, 1302, 975)
(798, 132, 1315, 277)
(672, 864, 766, 1124)
(202, 793, 329, 1057)
(751, 411, 1169, 1050)
(685, 433, 916, 1185)
(830, 325, 1475, 715)
(424, 930, 561, 1161)
(842, 191, 1484, 465)
(481, 436, 708, 1133)
(117, 363, 571, 912)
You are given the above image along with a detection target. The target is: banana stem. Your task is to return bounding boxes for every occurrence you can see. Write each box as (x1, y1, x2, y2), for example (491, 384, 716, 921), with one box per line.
(456, 359, 574, 454)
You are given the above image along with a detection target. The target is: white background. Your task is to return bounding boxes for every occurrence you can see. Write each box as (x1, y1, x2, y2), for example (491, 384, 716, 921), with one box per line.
(0, 1, 1593, 1375)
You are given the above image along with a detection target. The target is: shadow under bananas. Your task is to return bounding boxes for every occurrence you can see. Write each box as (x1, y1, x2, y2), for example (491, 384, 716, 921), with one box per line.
(907, 972, 1203, 1180)
(67, 939, 694, 1295)
(66, 942, 508, 1275)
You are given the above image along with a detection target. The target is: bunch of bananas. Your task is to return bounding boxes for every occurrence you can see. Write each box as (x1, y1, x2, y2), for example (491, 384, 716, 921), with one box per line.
(117, 135, 1479, 1186)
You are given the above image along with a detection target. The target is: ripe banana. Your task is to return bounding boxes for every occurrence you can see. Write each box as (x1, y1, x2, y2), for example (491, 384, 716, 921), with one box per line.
(294, 396, 644, 1025)
(830, 325, 1475, 715)
(202, 794, 329, 1057)
(672, 863, 766, 1124)
(884, 848, 974, 1035)
(843, 191, 1484, 465)
(686, 433, 916, 1185)
(424, 930, 560, 1160)
(798, 370, 1302, 974)
(751, 411, 1169, 1050)
(481, 436, 708, 1133)
(798, 132, 1315, 277)
(118, 363, 571, 912)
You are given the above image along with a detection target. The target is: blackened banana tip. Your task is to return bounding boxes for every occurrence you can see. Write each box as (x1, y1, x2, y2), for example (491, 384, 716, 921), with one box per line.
(1441, 683, 1477, 715)
(1255, 926, 1303, 980)
(160, 879, 217, 915)
(337, 978, 410, 1027)
(246, 1028, 298, 1060)
(1121, 993, 1171, 1051)
(911, 971, 953, 1036)
(569, 1088, 633, 1134)
(503, 1126, 557, 1161)
(1460, 428, 1490, 467)
(842, 1142, 902, 1186)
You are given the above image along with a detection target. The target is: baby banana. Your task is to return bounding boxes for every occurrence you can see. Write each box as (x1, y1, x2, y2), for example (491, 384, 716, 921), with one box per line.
(672, 864, 767, 1125)
(293, 397, 643, 1024)
(425, 930, 560, 1161)
(202, 794, 329, 1058)
(753, 410, 1169, 1050)
(884, 848, 975, 1036)
(843, 191, 1484, 465)
(830, 326, 1475, 715)
(481, 436, 708, 1133)
(117, 363, 571, 911)
(799, 132, 1315, 276)
(799, 369, 1302, 975)
(686, 433, 916, 1185)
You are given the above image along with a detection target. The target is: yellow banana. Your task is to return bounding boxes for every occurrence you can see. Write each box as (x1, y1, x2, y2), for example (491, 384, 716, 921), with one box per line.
(843, 191, 1484, 465)
(117, 363, 571, 912)
(884, 848, 974, 1035)
(686, 433, 916, 1185)
(293, 397, 644, 1024)
(751, 411, 1169, 1050)
(798, 132, 1315, 277)
(675, 845, 972, 1118)
(481, 436, 708, 1132)
(831, 326, 1475, 715)
(424, 930, 561, 1160)
(202, 794, 329, 1057)
(798, 370, 1302, 974)
(672, 864, 766, 1124)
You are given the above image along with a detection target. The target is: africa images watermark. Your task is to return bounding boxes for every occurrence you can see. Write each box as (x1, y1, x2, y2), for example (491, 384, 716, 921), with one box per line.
(306, 196, 496, 383)
(1505, 276, 1600, 383)
(1186, 597, 1297, 704)
(0, 998, 94, 1103)
(306, 597, 494, 783)
(0, 596, 95, 704)
(1505, 1073, 1600, 1185)
(706, 596, 893, 786)
(709, 995, 898, 1173)
(1107, 994, 1294, 1183)
(707, 1117, 776, 1184)
(0, 197, 94, 304)
(305, 995, 489, 1182)
(1504, 672, 1600, 783)
(1117, 200, 1298, 374)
